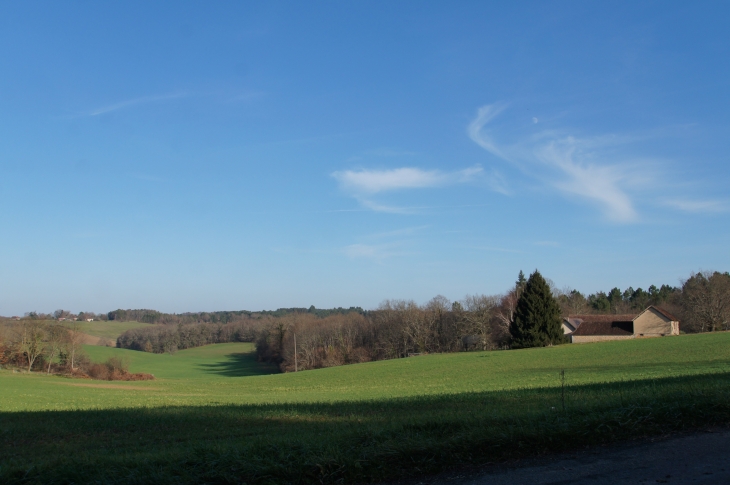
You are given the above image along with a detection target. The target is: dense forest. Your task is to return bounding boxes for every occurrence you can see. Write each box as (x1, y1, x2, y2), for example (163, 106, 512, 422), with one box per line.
(116, 321, 258, 354)
(3, 270, 728, 374)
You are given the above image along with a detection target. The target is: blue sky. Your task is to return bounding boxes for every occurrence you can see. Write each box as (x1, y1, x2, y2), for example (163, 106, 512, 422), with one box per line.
(1, 1, 729, 315)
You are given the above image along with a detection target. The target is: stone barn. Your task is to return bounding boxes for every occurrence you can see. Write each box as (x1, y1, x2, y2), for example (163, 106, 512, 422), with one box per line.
(564, 306, 679, 343)
(633, 306, 680, 337)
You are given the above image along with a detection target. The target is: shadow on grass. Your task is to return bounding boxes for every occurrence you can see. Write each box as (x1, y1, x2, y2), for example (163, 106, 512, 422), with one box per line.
(196, 351, 279, 377)
(2, 371, 730, 484)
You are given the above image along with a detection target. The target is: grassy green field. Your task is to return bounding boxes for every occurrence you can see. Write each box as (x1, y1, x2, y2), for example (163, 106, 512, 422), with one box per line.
(62, 320, 151, 340)
(85, 342, 279, 379)
(2, 333, 730, 484)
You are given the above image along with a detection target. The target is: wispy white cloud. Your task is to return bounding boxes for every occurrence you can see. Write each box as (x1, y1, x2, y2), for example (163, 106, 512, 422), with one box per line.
(535, 138, 638, 222)
(358, 199, 416, 214)
(332, 165, 496, 213)
(468, 103, 641, 223)
(660, 198, 729, 213)
(332, 166, 483, 194)
(467, 103, 508, 157)
(86, 92, 188, 116)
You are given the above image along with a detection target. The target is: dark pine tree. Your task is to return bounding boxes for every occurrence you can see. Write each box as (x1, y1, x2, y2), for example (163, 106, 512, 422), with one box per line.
(516, 270, 527, 294)
(510, 270, 567, 348)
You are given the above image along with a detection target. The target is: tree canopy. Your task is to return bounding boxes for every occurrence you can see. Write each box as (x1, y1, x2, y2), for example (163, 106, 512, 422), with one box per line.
(510, 270, 566, 348)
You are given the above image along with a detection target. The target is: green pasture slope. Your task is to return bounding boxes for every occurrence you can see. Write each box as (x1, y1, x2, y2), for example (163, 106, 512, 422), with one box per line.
(84, 342, 277, 379)
(2, 334, 730, 484)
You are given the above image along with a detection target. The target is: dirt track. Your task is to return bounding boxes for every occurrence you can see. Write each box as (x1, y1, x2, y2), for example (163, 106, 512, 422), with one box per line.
(413, 429, 730, 485)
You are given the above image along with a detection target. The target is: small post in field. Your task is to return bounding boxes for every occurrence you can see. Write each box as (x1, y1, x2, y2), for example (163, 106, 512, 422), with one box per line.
(560, 369, 566, 412)
(294, 332, 298, 372)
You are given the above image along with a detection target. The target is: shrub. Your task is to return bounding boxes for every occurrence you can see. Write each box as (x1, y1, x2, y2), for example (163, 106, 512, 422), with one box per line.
(86, 357, 153, 381)
(106, 356, 129, 373)
(87, 363, 110, 380)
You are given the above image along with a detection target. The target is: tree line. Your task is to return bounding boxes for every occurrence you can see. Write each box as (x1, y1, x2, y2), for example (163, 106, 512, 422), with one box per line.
(110, 308, 367, 354)
(255, 292, 520, 372)
(8, 269, 729, 374)
(116, 321, 260, 353)
(0, 320, 86, 373)
(0, 320, 152, 380)
(20, 310, 108, 321)
(107, 306, 364, 325)
(254, 269, 729, 372)
(254, 271, 558, 371)
(556, 283, 677, 315)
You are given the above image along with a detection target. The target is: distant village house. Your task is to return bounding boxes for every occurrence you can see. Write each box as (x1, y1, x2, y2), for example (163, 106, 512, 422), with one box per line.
(564, 306, 679, 343)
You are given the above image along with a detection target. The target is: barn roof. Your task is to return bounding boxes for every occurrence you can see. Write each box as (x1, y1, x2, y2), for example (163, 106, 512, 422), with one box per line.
(566, 314, 638, 324)
(563, 318, 582, 332)
(563, 314, 637, 335)
(565, 307, 679, 337)
(570, 319, 634, 336)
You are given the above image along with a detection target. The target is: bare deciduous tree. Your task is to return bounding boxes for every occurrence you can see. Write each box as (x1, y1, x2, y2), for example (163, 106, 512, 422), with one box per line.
(0, 325, 11, 366)
(495, 290, 519, 333)
(556, 288, 590, 316)
(680, 271, 730, 332)
(423, 295, 452, 353)
(401, 300, 429, 354)
(45, 324, 65, 373)
(53, 309, 71, 320)
(463, 294, 499, 350)
(64, 322, 85, 370)
(15, 321, 46, 372)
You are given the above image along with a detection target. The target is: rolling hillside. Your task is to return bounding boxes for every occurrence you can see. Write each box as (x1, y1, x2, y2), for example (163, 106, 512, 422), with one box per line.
(64, 320, 152, 344)
(1, 333, 729, 483)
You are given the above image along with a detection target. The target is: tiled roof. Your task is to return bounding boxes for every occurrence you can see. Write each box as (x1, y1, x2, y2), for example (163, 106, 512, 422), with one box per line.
(566, 314, 638, 324)
(563, 318, 582, 332)
(571, 319, 634, 336)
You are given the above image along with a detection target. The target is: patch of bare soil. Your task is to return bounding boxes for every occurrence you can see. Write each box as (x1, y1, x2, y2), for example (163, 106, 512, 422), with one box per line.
(391, 428, 730, 485)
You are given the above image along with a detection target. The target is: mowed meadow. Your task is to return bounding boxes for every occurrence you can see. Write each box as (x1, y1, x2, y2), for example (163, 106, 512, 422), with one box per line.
(2, 333, 730, 483)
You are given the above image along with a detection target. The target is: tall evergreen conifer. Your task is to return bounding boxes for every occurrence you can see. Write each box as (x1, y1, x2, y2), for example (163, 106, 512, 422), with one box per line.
(510, 270, 566, 348)
(516, 270, 527, 294)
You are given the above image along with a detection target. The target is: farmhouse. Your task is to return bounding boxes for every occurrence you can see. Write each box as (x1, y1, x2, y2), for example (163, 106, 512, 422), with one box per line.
(565, 306, 680, 343)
